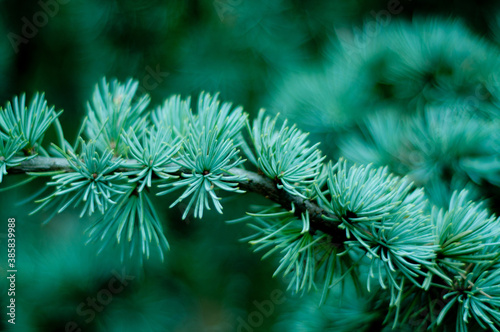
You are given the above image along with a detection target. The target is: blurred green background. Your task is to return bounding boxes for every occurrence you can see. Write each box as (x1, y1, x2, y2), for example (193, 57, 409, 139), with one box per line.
(1, 0, 500, 331)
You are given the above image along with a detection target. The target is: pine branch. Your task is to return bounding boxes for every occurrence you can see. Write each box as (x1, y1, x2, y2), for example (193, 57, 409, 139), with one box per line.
(3, 79, 500, 330)
(229, 168, 344, 245)
(8, 156, 73, 173)
(7, 156, 345, 245)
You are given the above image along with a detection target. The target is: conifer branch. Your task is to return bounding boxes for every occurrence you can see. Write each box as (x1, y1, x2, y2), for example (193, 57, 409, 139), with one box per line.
(8, 156, 345, 244)
(3, 78, 500, 330)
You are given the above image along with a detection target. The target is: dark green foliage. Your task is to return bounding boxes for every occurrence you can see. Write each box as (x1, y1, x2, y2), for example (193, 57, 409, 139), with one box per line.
(2, 74, 500, 331)
(2, 1, 500, 331)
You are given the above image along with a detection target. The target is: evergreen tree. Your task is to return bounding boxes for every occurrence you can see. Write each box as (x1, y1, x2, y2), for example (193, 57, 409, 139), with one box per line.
(1, 1, 500, 331)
